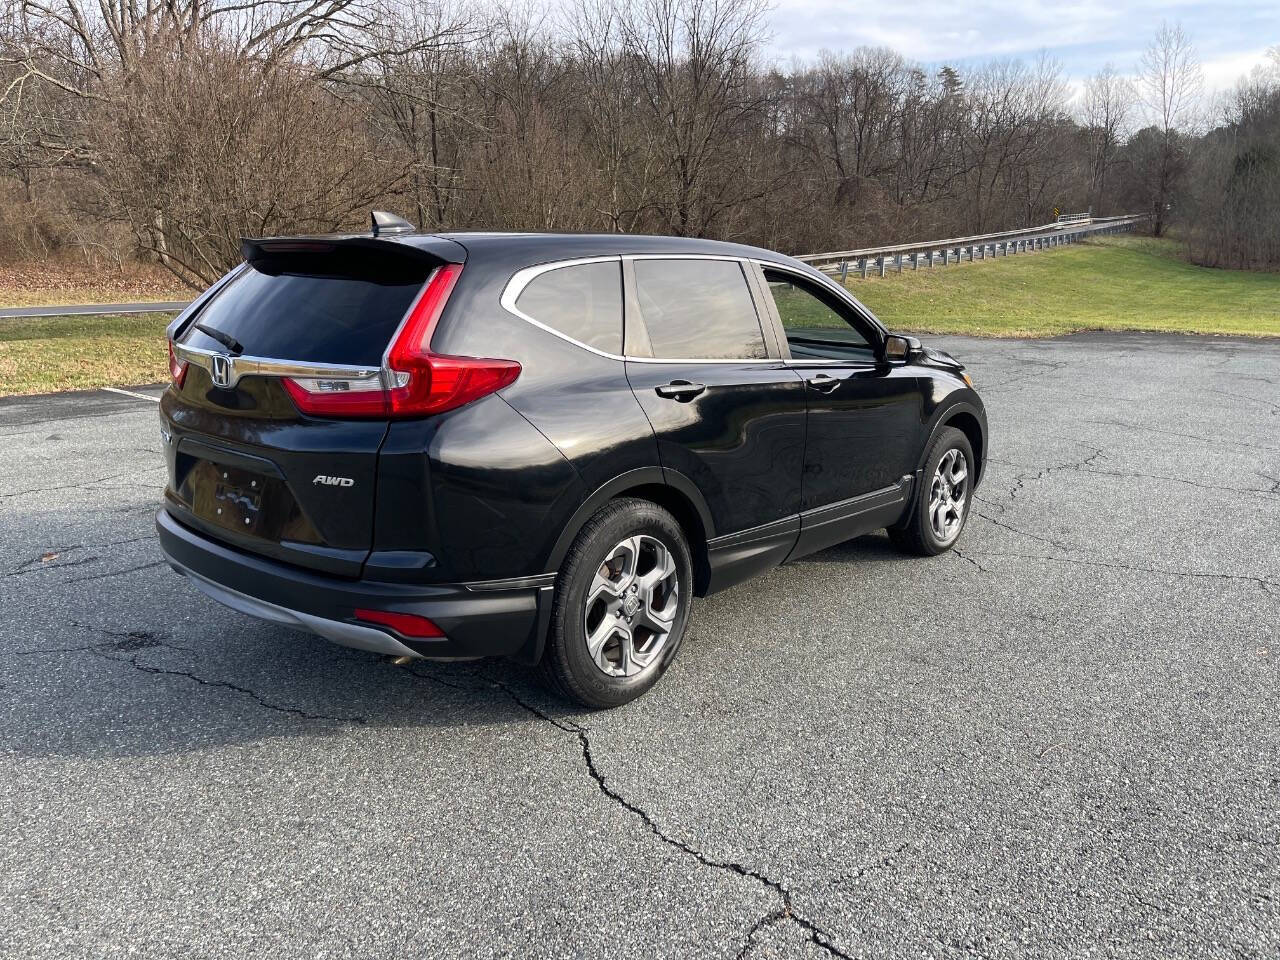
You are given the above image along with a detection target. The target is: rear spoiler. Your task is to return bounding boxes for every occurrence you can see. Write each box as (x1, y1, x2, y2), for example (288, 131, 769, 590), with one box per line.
(240, 234, 465, 266)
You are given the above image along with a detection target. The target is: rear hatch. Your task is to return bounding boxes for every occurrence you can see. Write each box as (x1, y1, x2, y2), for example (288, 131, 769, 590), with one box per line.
(160, 237, 457, 578)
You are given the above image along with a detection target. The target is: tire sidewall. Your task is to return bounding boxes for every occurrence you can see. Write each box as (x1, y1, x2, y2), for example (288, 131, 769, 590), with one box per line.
(552, 501, 693, 707)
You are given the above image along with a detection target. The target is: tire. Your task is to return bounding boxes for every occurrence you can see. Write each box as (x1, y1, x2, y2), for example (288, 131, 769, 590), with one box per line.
(889, 426, 975, 556)
(540, 498, 693, 709)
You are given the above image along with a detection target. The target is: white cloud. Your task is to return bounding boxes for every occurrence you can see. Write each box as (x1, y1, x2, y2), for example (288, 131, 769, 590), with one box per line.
(763, 0, 1279, 93)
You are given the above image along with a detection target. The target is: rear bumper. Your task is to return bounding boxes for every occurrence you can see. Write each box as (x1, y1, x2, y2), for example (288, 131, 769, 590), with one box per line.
(155, 509, 553, 662)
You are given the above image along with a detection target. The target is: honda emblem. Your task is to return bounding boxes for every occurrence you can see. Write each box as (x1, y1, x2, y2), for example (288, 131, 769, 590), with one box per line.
(210, 354, 232, 388)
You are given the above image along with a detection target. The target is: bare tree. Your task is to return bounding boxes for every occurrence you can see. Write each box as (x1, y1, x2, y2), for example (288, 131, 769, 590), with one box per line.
(622, 0, 770, 237)
(1081, 63, 1132, 212)
(1136, 22, 1201, 235)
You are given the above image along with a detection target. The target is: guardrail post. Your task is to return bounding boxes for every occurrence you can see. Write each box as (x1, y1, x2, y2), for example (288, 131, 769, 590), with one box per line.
(860, 257, 869, 279)
(878, 256, 886, 278)
(839, 260, 849, 284)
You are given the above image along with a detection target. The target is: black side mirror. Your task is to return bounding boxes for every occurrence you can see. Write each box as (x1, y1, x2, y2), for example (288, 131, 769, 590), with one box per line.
(883, 334, 920, 362)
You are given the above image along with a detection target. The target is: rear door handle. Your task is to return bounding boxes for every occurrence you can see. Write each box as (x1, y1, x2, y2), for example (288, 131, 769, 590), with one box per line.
(807, 373, 841, 393)
(654, 380, 706, 402)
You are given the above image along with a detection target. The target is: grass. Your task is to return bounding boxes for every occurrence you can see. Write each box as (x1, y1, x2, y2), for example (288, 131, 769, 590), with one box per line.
(0, 312, 173, 396)
(845, 236, 1280, 338)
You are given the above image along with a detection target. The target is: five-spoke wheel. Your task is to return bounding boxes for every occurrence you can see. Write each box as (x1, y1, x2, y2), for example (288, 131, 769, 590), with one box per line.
(928, 447, 969, 545)
(584, 535, 679, 677)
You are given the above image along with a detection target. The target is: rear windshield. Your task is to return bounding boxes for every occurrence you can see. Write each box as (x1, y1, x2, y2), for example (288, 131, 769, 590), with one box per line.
(182, 251, 428, 366)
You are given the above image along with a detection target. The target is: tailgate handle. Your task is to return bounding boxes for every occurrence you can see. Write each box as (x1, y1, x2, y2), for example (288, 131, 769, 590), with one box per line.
(654, 380, 706, 402)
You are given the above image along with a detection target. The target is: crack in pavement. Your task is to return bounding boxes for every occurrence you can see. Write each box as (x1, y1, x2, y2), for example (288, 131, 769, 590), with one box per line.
(89, 647, 368, 724)
(960, 551, 1280, 596)
(487, 677, 860, 959)
(1086, 418, 1280, 453)
(61, 560, 166, 584)
(396, 662, 862, 959)
(736, 906, 791, 959)
(971, 510, 1078, 550)
(1206, 388, 1280, 416)
(952, 548, 990, 573)
(983, 440, 1108, 512)
(4, 534, 160, 578)
(20, 622, 367, 725)
(0, 471, 134, 499)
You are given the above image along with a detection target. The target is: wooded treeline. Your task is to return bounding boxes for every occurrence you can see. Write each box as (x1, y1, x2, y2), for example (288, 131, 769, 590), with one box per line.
(1, 0, 1277, 285)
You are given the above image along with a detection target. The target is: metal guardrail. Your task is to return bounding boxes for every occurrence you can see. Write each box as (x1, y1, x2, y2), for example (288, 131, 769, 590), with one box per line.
(1054, 211, 1091, 226)
(0, 300, 190, 320)
(799, 214, 1148, 281)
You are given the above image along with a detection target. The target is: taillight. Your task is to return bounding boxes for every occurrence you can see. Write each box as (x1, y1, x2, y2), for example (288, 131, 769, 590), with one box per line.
(354, 608, 446, 639)
(167, 340, 188, 387)
(283, 263, 521, 419)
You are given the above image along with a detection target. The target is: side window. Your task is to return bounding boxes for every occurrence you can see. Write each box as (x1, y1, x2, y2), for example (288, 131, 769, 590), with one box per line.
(763, 269, 876, 362)
(515, 260, 622, 354)
(633, 259, 768, 360)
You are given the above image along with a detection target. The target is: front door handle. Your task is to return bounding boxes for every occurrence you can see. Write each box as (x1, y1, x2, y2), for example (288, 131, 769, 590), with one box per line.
(807, 373, 842, 393)
(654, 380, 706, 402)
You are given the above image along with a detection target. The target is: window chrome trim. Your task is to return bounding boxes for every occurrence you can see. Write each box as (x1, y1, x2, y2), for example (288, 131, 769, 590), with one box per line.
(172, 342, 382, 389)
(500, 256, 625, 359)
(499, 253, 783, 365)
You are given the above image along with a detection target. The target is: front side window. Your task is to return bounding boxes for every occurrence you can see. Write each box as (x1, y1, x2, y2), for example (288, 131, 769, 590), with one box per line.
(763, 269, 876, 362)
(514, 260, 623, 354)
(633, 259, 768, 360)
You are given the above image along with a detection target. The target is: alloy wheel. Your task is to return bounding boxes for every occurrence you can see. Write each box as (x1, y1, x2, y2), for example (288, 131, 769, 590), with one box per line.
(928, 447, 969, 544)
(583, 534, 679, 678)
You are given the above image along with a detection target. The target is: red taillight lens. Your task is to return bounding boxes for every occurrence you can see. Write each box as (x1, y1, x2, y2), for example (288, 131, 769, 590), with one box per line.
(168, 340, 188, 387)
(354, 608, 446, 639)
(282, 263, 521, 420)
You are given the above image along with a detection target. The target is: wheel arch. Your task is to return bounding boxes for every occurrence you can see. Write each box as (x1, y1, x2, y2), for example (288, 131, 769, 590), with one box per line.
(922, 399, 987, 487)
(545, 467, 715, 595)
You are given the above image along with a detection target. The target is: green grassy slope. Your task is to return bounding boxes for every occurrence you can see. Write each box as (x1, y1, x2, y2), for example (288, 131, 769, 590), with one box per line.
(0, 312, 172, 395)
(846, 236, 1280, 338)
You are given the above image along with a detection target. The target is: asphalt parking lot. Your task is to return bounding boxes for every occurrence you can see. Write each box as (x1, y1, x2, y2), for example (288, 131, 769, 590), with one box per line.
(2, 332, 1277, 959)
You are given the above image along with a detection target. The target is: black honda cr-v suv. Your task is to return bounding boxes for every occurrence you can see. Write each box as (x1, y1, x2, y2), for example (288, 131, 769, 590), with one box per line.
(156, 215, 986, 707)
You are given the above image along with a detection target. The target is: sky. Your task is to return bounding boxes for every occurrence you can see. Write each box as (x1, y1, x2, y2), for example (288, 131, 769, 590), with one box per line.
(764, 0, 1279, 95)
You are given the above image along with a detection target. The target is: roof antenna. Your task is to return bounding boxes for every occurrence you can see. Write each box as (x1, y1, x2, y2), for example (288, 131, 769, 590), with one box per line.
(371, 210, 415, 236)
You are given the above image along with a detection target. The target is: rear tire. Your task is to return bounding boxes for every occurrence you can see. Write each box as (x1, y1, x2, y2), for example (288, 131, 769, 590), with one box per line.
(889, 426, 974, 556)
(540, 498, 693, 708)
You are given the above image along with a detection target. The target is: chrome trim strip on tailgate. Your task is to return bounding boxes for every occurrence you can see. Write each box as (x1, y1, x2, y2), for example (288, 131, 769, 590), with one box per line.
(172, 342, 382, 390)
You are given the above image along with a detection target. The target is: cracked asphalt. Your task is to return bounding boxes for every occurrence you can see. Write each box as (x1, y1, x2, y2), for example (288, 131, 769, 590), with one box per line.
(1, 332, 1278, 959)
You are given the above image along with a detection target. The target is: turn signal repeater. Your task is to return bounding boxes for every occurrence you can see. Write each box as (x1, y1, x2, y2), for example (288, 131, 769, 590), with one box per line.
(283, 263, 521, 418)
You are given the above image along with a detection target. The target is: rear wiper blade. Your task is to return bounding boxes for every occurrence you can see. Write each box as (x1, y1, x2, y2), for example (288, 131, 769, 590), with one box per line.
(194, 322, 243, 355)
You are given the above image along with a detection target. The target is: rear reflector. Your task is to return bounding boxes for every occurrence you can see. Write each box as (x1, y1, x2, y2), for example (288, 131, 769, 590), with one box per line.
(168, 340, 188, 387)
(282, 263, 521, 419)
(354, 608, 446, 639)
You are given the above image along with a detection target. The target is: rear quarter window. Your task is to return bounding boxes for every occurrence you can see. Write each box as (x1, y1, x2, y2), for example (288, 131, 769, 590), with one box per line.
(513, 260, 623, 354)
(633, 259, 767, 360)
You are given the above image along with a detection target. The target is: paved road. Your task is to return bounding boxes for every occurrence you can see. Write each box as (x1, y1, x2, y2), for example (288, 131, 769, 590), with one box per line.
(0, 301, 189, 319)
(2, 334, 1277, 959)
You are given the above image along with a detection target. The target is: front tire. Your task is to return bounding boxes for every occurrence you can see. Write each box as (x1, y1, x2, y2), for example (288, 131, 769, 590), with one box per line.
(541, 498, 693, 708)
(889, 426, 974, 556)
